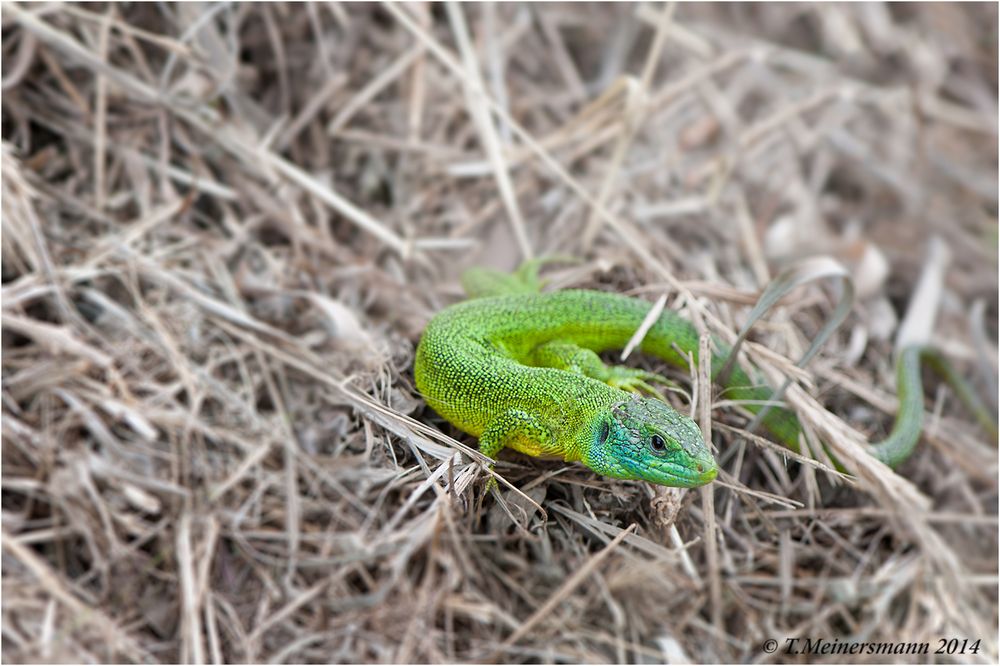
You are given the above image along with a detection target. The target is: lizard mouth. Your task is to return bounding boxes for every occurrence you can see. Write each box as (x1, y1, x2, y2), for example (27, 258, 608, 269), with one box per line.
(626, 454, 718, 488)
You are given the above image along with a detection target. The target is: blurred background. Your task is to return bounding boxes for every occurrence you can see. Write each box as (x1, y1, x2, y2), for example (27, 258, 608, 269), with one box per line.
(2, 3, 997, 663)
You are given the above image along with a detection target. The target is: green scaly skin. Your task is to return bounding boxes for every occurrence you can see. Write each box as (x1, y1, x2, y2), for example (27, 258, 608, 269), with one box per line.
(415, 266, 996, 488)
(415, 286, 732, 488)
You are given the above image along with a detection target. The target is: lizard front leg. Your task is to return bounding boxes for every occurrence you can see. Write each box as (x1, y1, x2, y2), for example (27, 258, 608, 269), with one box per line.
(478, 409, 557, 490)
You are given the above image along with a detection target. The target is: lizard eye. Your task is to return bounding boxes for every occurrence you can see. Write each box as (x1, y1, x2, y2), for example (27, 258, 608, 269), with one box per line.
(649, 434, 667, 456)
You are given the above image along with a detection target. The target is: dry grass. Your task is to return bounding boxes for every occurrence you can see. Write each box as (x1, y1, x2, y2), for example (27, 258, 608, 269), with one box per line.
(2, 3, 997, 664)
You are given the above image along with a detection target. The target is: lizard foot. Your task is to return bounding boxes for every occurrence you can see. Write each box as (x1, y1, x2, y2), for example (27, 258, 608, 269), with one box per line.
(483, 467, 500, 494)
(461, 256, 578, 299)
(606, 367, 674, 400)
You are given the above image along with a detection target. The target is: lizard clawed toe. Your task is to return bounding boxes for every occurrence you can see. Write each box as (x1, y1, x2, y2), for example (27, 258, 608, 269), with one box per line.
(606, 368, 673, 399)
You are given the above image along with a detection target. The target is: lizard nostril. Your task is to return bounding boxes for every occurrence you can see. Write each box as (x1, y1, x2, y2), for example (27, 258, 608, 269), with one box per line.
(696, 463, 704, 472)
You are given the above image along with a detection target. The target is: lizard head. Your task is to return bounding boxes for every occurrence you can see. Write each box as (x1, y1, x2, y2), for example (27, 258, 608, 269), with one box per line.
(580, 395, 717, 488)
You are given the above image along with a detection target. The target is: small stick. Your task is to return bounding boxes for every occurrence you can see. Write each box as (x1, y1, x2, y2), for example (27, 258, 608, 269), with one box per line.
(699, 333, 722, 633)
(494, 523, 638, 655)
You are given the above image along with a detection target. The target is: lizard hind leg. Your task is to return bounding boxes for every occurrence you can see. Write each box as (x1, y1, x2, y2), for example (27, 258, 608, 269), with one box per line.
(460, 257, 576, 299)
(478, 409, 557, 492)
(529, 340, 674, 398)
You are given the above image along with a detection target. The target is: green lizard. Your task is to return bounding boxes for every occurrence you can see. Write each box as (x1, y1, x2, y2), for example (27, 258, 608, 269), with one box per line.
(415, 262, 995, 489)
